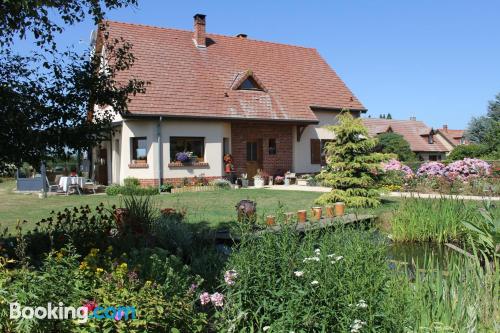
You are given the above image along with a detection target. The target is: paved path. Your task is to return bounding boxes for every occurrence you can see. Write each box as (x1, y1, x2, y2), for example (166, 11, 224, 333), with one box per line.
(264, 185, 500, 201)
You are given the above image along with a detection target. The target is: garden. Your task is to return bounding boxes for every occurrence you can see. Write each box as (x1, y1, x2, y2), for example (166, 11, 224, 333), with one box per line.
(1, 112, 498, 332)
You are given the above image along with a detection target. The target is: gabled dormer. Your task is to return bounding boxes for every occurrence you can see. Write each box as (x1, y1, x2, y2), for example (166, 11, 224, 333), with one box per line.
(231, 70, 267, 92)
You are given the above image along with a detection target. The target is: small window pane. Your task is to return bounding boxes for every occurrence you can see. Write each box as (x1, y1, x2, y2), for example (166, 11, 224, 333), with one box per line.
(247, 142, 257, 161)
(238, 76, 262, 91)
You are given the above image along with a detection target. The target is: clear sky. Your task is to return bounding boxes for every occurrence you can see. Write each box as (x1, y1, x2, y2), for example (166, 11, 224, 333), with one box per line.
(14, 0, 500, 129)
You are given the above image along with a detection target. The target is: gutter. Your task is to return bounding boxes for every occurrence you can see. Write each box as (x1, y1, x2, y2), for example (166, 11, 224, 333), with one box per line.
(157, 116, 163, 192)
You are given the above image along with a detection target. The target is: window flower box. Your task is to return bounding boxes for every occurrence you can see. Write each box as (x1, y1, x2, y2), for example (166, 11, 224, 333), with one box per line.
(168, 162, 209, 168)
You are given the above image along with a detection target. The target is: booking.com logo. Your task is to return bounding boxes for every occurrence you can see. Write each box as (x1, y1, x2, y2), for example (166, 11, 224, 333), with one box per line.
(9, 302, 136, 324)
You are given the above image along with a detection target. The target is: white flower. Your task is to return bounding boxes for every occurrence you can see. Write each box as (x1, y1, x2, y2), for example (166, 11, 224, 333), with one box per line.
(303, 256, 320, 263)
(336, 256, 344, 261)
(327, 253, 336, 258)
(356, 299, 368, 309)
(350, 319, 367, 332)
(263, 326, 270, 331)
(314, 248, 321, 255)
(294, 271, 304, 277)
(310, 280, 319, 285)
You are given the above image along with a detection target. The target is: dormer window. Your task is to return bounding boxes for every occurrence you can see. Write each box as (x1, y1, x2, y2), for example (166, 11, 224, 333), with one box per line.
(428, 135, 434, 144)
(237, 76, 263, 91)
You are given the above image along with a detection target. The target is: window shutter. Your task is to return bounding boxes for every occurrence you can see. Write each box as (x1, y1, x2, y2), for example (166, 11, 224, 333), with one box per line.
(311, 139, 321, 164)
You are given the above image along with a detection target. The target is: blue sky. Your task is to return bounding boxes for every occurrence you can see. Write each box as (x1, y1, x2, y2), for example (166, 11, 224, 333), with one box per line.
(14, 0, 500, 129)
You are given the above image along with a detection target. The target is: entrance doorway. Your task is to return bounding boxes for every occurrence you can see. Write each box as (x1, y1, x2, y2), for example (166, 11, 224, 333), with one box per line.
(246, 139, 263, 180)
(97, 148, 108, 185)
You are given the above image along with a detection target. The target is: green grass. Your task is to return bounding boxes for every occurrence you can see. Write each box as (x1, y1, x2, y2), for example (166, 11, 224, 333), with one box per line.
(0, 179, 325, 231)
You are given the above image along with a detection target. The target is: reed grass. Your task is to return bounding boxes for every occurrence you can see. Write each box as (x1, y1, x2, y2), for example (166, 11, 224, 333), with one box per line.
(408, 255, 499, 332)
(390, 197, 494, 243)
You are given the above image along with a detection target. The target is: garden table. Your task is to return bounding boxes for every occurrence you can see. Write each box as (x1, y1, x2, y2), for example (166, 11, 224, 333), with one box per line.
(58, 176, 85, 194)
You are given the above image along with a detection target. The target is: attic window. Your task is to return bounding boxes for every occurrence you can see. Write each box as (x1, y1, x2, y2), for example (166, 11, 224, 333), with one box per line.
(428, 135, 434, 144)
(237, 76, 263, 91)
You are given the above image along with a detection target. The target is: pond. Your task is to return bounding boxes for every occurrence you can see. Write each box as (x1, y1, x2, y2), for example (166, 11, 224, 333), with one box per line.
(387, 240, 463, 270)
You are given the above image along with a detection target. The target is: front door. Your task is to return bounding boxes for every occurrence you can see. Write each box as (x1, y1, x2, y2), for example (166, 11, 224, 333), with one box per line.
(97, 148, 108, 185)
(246, 139, 263, 180)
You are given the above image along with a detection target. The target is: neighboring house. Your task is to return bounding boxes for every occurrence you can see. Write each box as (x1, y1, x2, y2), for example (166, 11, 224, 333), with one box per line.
(361, 117, 449, 161)
(91, 14, 366, 186)
(435, 125, 468, 151)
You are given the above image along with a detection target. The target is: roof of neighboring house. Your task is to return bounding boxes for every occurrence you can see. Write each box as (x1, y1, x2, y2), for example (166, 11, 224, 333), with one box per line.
(103, 20, 365, 123)
(361, 118, 449, 152)
(436, 127, 466, 146)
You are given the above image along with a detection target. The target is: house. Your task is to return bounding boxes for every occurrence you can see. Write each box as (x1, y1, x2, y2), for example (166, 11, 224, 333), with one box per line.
(435, 124, 468, 151)
(361, 117, 449, 161)
(92, 14, 366, 186)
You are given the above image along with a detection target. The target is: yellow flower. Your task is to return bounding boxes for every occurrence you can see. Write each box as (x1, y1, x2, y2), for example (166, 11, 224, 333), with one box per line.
(56, 252, 64, 261)
(106, 245, 113, 253)
(120, 263, 127, 269)
(79, 262, 88, 270)
(96, 267, 104, 274)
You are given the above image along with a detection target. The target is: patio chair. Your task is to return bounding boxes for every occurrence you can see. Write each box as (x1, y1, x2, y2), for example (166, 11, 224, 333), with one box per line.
(66, 178, 82, 195)
(46, 175, 62, 193)
(82, 179, 98, 194)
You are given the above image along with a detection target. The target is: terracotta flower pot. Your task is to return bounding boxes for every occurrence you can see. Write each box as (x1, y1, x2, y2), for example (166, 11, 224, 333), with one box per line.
(266, 215, 276, 226)
(297, 210, 307, 223)
(311, 207, 322, 221)
(325, 205, 335, 218)
(334, 202, 345, 217)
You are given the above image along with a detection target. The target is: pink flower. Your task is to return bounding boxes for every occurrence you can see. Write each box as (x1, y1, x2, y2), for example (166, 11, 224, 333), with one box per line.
(199, 292, 211, 306)
(382, 159, 414, 178)
(417, 162, 446, 177)
(224, 270, 238, 286)
(210, 292, 224, 307)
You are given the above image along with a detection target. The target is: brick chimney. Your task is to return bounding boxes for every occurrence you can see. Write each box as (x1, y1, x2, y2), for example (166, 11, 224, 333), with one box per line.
(193, 14, 206, 48)
(443, 124, 448, 132)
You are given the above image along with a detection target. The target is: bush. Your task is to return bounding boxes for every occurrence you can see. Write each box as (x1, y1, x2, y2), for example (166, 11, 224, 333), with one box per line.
(376, 132, 416, 162)
(447, 143, 488, 161)
(105, 184, 158, 196)
(211, 178, 231, 189)
(123, 177, 140, 187)
(159, 183, 173, 193)
(215, 227, 413, 332)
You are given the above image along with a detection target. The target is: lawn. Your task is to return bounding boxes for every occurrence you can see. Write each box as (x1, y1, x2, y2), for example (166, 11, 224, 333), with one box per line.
(0, 179, 324, 231)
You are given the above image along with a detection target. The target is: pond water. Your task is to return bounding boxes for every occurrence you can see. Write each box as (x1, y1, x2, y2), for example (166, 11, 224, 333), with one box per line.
(387, 241, 462, 270)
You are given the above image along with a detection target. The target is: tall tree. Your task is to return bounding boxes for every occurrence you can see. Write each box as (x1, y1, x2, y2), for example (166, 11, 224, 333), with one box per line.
(465, 93, 500, 157)
(0, 0, 144, 169)
(316, 111, 392, 207)
(386, 113, 392, 119)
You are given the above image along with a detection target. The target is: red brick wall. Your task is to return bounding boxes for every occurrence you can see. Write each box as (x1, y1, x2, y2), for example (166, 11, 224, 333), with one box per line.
(231, 122, 293, 176)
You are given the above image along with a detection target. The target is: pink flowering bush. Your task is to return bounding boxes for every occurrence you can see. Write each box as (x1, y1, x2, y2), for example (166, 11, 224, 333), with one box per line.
(382, 159, 414, 178)
(444, 158, 491, 180)
(417, 162, 446, 177)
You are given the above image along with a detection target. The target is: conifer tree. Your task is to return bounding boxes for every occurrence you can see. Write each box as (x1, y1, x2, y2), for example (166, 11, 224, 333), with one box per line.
(316, 111, 392, 207)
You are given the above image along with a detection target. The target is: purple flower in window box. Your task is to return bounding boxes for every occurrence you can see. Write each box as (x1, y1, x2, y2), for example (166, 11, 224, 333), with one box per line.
(175, 151, 192, 163)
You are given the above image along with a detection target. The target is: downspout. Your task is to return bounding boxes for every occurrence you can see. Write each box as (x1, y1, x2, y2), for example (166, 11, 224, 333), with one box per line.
(157, 116, 163, 193)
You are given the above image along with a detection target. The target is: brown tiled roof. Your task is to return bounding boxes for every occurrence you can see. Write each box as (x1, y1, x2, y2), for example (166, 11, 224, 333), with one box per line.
(362, 118, 449, 153)
(104, 20, 365, 122)
(436, 128, 466, 146)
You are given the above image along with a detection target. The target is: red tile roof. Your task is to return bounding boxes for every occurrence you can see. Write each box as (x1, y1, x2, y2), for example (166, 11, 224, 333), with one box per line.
(362, 118, 449, 153)
(436, 128, 466, 146)
(104, 20, 365, 122)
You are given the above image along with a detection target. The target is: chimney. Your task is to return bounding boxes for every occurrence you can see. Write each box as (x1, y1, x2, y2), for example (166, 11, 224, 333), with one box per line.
(409, 116, 416, 121)
(443, 124, 448, 132)
(193, 14, 206, 48)
(236, 33, 247, 39)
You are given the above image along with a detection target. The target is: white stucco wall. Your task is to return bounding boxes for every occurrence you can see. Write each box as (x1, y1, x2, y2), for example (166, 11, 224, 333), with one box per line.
(293, 110, 347, 173)
(110, 119, 230, 184)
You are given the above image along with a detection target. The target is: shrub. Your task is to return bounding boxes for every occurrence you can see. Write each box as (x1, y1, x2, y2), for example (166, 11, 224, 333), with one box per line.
(120, 195, 159, 235)
(105, 184, 121, 196)
(123, 177, 140, 187)
(215, 227, 413, 332)
(105, 184, 158, 196)
(381, 159, 414, 178)
(447, 143, 488, 161)
(416, 161, 446, 177)
(159, 183, 173, 192)
(444, 158, 491, 181)
(376, 132, 416, 162)
(211, 178, 231, 189)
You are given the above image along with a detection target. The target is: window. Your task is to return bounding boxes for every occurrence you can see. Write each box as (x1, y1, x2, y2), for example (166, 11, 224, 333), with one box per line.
(311, 139, 333, 165)
(428, 135, 434, 144)
(311, 139, 321, 164)
(237, 76, 263, 91)
(247, 142, 258, 161)
(131, 137, 147, 162)
(268, 138, 276, 155)
(170, 137, 204, 162)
